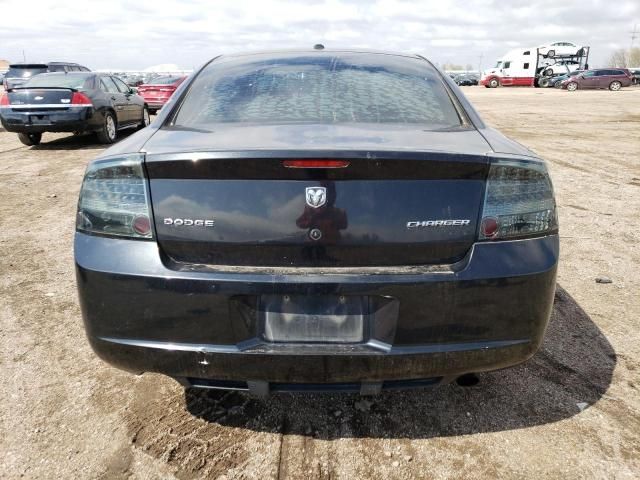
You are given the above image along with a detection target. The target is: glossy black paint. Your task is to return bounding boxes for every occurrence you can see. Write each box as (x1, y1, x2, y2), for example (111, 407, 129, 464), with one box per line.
(0, 73, 147, 134)
(74, 49, 560, 391)
(76, 233, 558, 383)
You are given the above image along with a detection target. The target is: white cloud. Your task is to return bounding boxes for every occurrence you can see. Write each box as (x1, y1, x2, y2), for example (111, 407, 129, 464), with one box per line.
(0, 0, 637, 70)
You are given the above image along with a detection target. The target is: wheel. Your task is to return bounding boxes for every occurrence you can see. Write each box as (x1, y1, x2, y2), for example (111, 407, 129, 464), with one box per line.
(544, 68, 553, 76)
(547, 49, 555, 57)
(539, 77, 550, 88)
(17, 132, 42, 146)
(138, 106, 150, 130)
(566, 82, 578, 91)
(96, 111, 117, 144)
(609, 81, 622, 91)
(488, 78, 499, 88)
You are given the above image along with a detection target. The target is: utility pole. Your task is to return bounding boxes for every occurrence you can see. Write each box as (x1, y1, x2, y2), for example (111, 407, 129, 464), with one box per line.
(22, 49, 26, 62)
(477, 53, 483, 74)
(632, 24, 638, 50)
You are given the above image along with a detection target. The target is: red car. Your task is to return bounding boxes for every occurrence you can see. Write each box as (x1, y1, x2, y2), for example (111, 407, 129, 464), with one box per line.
(561, 68, 632, 91)
(136, 75, 186, 113)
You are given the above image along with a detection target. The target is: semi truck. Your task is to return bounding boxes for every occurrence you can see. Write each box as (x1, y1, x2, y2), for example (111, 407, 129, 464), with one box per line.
(480, 44, 590, 88)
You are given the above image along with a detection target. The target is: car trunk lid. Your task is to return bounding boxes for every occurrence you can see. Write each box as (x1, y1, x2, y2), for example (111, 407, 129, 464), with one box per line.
(144, 125, 491, 267)
(5, 88, 76, 112)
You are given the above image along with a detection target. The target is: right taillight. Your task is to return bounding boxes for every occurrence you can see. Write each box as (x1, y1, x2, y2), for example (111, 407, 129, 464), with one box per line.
(0, 93, 9, 107)
(479, 159, 558, 240)
(71, 91, 93, 106)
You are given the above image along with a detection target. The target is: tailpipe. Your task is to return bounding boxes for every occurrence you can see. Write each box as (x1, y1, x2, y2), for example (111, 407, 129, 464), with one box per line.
(455, 373, 480, 387)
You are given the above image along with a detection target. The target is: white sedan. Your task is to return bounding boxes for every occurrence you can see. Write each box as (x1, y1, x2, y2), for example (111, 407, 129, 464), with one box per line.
(538, 42, 583, 58)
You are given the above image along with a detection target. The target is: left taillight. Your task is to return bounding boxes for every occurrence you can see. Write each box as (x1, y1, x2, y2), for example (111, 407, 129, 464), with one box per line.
(76, 154, 153, 239)
(479, 159, 558, 240)
(0, 93, 9, 107)
(71, 91, 93, 106)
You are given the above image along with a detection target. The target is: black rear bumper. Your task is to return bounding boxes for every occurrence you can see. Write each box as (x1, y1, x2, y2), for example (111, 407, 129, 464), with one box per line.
(0, 107, 97, 133)
(75, 233, 559, 390)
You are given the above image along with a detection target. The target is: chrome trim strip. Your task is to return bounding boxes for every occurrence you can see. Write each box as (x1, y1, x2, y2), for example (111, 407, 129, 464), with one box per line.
(99, 336, 529, 356)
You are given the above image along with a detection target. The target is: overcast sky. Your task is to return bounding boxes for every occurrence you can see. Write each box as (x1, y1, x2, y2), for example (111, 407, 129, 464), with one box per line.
(1, 0, 638, 71)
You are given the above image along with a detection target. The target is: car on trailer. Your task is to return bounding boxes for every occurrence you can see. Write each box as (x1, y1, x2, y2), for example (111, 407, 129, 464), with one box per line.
(75, 48, 559, 396)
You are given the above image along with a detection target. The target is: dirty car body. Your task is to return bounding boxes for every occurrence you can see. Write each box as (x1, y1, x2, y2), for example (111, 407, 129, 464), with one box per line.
(74, 50, 559, 395)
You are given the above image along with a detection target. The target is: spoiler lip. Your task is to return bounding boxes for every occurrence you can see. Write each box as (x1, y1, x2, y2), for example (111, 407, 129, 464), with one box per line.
(7, 86, 79, 92)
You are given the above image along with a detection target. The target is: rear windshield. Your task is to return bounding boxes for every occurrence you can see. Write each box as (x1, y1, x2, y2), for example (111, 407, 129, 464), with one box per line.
(147, 76, 182, 85)
(6, 66, 47, 78)
(173, 53, 462, 129)
(23, 73, 94, 90)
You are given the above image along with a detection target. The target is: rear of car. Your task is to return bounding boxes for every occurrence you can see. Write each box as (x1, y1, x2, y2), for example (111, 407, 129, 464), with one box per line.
(137, 75, 186, 113)
(75, 51, 559, 395)
(0, 73, 99, 144)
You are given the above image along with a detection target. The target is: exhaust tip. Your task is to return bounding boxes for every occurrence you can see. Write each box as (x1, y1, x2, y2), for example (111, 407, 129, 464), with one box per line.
(455, 373, 479, 387)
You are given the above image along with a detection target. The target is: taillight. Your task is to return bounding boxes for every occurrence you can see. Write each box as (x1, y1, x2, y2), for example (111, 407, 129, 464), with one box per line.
(76, 154, 153, 239)
(283, 159, 350, 168)
(479, 159, 557, 240)
(71, 92, 93, 106)
(0, 93, 9, 107)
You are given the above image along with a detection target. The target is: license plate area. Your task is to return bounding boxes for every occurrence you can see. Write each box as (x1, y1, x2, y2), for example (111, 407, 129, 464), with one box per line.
(260, 295, 366, 343)
(29, 115, 50, 124)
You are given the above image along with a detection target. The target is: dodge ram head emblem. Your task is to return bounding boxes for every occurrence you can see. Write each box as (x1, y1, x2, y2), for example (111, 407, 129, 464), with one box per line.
(305, 186, 327, 208)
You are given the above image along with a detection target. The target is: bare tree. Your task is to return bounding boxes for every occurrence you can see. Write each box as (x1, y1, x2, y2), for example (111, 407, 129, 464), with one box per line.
(607, 47, 640, 67)
(607, 49, 627, 67)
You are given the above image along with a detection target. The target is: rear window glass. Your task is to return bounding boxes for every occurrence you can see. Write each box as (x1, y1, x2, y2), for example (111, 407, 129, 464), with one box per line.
(173, 53, 462, 129)
(147, 76, 182, 85)
(6, 66, 47, 78)
(24, 73, 94, 90)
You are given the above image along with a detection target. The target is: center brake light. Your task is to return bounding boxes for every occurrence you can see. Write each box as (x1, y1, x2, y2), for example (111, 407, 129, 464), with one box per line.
(71, 92, 93, 106)
(283, 159, 350, 169)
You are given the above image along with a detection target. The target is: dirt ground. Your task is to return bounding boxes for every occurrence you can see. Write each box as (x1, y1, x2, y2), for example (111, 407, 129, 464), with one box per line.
(1, 86, 639, 479)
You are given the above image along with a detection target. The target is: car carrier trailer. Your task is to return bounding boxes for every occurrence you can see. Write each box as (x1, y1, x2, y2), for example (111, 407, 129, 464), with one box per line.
(480, 46, 590, 88)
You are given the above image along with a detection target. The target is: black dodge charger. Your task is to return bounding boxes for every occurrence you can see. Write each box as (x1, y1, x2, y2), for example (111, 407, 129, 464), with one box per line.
(74, 49, 559, 396)
(0, 72, 149, 145)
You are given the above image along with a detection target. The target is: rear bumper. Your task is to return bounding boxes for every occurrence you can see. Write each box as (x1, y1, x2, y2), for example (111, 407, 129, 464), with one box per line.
(75, 233, 559, 387)
(0, 107, 96, 133)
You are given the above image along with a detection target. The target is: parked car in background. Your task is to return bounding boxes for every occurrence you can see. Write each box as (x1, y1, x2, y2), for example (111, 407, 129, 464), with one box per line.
(454, 74, 478, 86)
(537, 42, 583, 58)
(550, 70, 583, 88)
(630, 69, 640, 85)
(137, 75, 186, 113)
(75, 48, 559, 396)
(3, 62, 90, 89)
(561, 68, 633, 91)
(0, 72, 149, 145)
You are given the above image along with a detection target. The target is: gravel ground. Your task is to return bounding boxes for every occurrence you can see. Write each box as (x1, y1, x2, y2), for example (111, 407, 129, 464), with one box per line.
(0, 87, 639, 479)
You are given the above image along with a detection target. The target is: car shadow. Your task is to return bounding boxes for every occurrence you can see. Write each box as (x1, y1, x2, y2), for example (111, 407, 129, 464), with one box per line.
(30, 129, 137, 151)
(184, 285, 616, 439)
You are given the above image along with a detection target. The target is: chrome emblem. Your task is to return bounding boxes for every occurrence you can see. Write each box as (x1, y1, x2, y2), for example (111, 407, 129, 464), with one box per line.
(34, 96, 44, 101)
(305, 187, 327, 208)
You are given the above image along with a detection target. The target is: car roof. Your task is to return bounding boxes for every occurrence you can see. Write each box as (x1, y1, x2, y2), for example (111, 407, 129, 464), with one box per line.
(8, 63, 48, 68)
(214, 48, 425, 62)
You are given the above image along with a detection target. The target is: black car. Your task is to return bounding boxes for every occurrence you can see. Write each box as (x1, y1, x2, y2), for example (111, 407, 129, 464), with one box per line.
(630, 69, 640, 85)
(0, 72, 150, 145)
(74, 49, 559, 396)
(546, 70, 583, 88)
(454, 74, 479, 86)
(3, 62, 90, 90)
